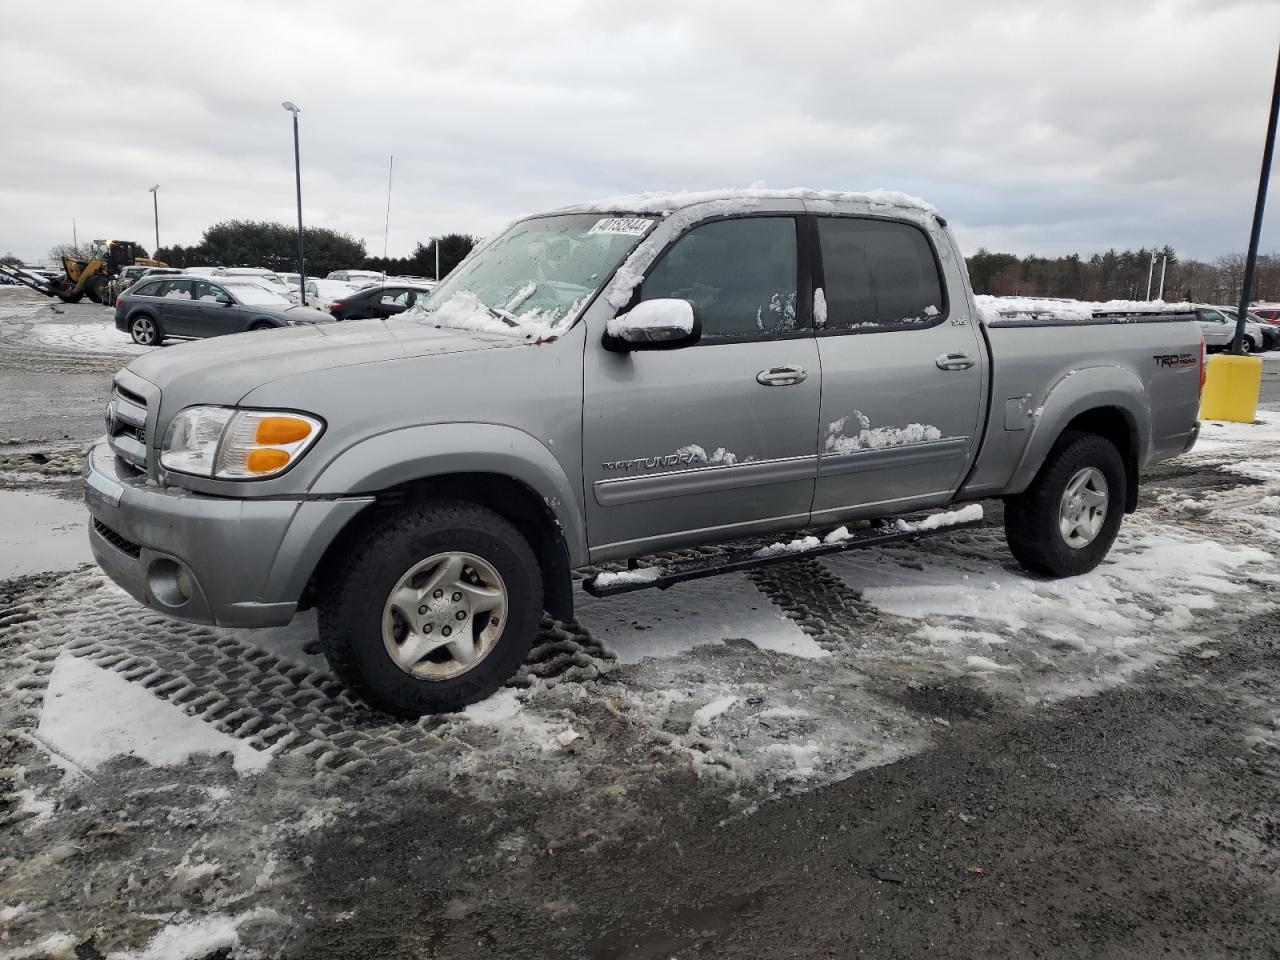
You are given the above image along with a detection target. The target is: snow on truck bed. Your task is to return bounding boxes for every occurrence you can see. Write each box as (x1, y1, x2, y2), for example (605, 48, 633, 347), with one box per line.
(976, 295, 1196, 326)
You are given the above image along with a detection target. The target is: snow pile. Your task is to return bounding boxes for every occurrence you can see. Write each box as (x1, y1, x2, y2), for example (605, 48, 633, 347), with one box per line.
(813, 287, 828, 327)
(825, 413, 943, 453)
(674, 443, 739, 466)
(36, 653, 272, 774)
(575, 572, 827, 663)
(1192, 409, 1280, 454)
(606, 299, 694, 341)
(825, 527, 1273, 700)
(895, 503, 984, 532)
(30, 322, 151, 354)
(754, 535, 821, 558)
(976, 295, 1195, 326)
(592, 566, 662, 588)
(415, 289, 577, 341)
(128, 909, 276, 960)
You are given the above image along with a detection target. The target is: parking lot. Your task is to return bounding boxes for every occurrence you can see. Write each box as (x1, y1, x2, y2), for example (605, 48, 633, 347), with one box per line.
(3, 287, 1280, 958)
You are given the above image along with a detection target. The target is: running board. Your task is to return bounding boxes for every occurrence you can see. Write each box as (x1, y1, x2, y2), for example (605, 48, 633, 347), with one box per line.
(581, 509, 985, 598)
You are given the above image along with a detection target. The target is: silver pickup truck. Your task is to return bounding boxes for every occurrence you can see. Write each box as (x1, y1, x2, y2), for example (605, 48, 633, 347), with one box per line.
(84, 189, 1203, 716)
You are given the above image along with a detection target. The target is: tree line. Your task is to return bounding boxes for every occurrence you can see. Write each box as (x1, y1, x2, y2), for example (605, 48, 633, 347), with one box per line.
(146, 221, 476, 279)
(966, 246, 1280, 305)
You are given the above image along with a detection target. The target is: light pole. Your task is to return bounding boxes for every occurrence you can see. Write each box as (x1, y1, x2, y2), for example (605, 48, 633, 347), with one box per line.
(148, 184, 160, 256)
(282, 101, 306, 305)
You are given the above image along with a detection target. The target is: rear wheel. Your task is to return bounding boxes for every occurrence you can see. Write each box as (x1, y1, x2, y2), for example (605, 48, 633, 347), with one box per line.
(86, 276, 107, 304)
(129, 313, 161, 346)
(1242, 336, 1256, 354)
(1004, 431, 1126, 578)
(319, 499, 544, 717)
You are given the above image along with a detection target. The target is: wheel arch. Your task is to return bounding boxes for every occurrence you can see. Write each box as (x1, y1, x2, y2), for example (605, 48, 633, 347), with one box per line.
(298, 424, 586, 621)
(300, 470, 575, 622)
(1009, 367, 1147, 513)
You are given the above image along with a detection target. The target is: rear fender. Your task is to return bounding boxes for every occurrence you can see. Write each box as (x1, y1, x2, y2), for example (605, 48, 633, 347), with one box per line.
(1008, 366, 1148, 498)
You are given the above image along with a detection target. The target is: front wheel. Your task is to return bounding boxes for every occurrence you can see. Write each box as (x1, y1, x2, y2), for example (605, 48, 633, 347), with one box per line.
(1242, 337, 1256, 355)
(319, 500, 544, 717)
(1003, 431, 1126, 578)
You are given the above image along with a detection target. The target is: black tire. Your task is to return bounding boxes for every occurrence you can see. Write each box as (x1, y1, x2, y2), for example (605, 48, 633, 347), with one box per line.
(1242, 337, 1256, 354)
(249, 321, 275, 331)
(86, 276, 107, 304)
(57, 291, 83, 304)
(129, 313, 162, 346)
(319, 499, 544, 717)
(1003, 431, 1126, 578)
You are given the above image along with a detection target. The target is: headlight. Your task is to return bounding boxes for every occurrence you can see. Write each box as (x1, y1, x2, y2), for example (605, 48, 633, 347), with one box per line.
(160, 406, 323, 479)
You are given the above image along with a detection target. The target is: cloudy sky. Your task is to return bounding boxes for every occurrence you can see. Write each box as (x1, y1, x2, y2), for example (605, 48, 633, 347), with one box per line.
(1, 0, 1277, 264)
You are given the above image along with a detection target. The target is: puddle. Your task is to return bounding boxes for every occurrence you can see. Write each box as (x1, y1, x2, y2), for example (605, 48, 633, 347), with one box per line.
(0, 489, 90, 578)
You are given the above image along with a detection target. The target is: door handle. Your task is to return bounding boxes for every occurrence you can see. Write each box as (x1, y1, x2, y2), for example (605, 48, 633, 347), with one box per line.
(935, 353, 975, 371)
(756, 365, 808, 386)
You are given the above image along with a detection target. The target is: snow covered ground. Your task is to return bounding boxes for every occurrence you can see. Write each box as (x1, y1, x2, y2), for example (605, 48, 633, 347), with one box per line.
(29, 320, 150, 355)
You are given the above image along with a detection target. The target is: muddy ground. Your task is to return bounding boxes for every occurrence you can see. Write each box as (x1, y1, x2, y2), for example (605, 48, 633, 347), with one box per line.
(1, 288, 1278, 959)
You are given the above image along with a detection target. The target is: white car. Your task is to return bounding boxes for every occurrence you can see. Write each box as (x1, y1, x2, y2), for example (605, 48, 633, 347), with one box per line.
(327, 269, 386, 285)
(1195, 304, 1266, 354)
(303, 278, 358, 303)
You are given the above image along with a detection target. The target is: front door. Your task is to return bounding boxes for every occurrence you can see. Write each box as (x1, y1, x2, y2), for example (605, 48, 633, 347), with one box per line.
(582, 212, 821, 561)
(191, 281, 245, 336)
(809, 213, 986, 520)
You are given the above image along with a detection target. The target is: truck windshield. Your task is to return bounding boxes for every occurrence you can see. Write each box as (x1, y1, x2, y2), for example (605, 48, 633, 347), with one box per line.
(412, 213, 655, 337)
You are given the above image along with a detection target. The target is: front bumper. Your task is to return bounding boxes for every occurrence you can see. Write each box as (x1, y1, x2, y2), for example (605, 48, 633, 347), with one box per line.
(84, 440, 373, 628)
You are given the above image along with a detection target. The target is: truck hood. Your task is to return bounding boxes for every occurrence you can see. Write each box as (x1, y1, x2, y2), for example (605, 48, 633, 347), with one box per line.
(125, 318, 517, 402)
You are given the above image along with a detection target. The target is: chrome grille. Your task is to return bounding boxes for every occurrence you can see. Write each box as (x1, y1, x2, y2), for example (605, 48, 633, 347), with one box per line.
(108, 381, 150, 470)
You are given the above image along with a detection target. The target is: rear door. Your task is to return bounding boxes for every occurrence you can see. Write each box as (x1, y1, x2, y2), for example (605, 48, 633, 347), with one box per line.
(809, 212, 986, 521)
(582, 209, 822, 559)
(151, 278, 199, 336)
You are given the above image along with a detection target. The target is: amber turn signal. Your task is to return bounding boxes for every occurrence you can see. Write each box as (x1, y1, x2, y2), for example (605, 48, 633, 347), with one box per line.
(245, 448, 291, 473)
(255, 416, 313, 445)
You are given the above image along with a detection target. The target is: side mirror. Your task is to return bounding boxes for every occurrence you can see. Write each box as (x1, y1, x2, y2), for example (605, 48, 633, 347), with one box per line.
(218, 297, 234, 307)
(603, 299, 700, 352)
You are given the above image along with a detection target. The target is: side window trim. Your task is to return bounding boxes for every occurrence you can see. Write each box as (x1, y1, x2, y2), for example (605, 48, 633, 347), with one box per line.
(635, 212, 812, 345)
(810, 213, 951, 337)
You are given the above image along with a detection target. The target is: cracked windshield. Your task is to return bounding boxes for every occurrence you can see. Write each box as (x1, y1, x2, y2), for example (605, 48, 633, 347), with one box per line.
(414, 214, 654, 335)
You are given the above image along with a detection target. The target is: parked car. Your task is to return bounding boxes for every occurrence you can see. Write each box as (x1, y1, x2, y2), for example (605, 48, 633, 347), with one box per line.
(113, 275, 333, 345)
(328, 283, 434, 320)
(328, 269, 385, 285)
(87, 189, 1203, 717)
(1249, 303, 1280, 326)
(1198, 305, 1266, 353)
(1219, 307, 1278, 351)
(303, 277, 358, 303)
(106, 266, 182, 305)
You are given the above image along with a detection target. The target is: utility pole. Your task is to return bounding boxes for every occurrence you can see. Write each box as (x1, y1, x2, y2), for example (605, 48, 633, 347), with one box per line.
(282, 101, 306, 305)
(1157, 255, 1167, 301)
(72, 219, 77, 252)
(435, 240, 440, 281)
(383, 155, 393, 261)
(1146, 252, 1155, 300)
(1232, 44, 1280, 354)
(149, 184, 160, 254)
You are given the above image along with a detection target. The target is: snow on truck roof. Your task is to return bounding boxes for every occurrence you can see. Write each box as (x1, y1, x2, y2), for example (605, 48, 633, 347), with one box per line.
(556, 186, 937, 217)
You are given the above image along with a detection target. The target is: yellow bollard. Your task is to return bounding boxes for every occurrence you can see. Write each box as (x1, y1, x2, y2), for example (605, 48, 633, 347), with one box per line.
(1199, 353, 1264, 423)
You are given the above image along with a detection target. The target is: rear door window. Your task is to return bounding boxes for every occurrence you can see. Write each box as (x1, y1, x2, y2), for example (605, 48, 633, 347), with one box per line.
(640, 217, 799, 340)
(816, 217, 945, 333)
(153, 279, 193, 300)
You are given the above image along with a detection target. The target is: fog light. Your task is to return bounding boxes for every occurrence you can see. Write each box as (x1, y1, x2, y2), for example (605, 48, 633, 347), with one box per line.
(148, 558, 193, 607)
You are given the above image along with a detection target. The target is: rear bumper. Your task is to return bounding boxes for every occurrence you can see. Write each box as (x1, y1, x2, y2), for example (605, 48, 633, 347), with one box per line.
(83, 440, 373, 628)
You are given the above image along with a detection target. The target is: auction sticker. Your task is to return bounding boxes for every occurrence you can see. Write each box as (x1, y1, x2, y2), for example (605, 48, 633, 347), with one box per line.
(588, 217, 654, 237)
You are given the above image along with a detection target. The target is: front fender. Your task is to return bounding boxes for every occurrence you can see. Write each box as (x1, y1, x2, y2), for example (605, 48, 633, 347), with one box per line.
(1008, 365, 1150, 496)
(307, 422, 587, 566)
